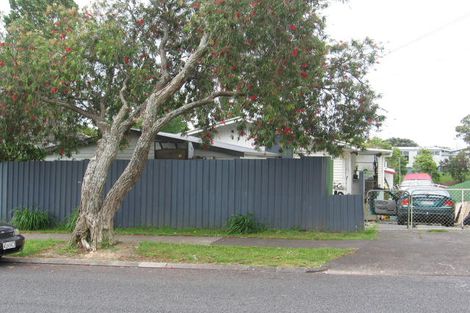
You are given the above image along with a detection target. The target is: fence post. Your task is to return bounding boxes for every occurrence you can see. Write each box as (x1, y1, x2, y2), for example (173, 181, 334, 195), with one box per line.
(462, 190, 465, 230)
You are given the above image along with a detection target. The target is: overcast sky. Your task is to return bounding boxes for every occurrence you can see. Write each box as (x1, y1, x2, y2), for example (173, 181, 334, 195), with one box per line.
(1, 0, 469, 149)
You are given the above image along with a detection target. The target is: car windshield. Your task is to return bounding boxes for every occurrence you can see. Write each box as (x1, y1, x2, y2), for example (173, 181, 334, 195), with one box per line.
(408, 187, 450, 197)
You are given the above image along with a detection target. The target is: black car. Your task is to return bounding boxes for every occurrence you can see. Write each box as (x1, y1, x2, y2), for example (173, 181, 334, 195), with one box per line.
(0, 223, 25, 257)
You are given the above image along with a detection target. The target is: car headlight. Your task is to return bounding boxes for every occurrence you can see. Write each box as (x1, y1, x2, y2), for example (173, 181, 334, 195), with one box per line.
(13, 228, 20, 236)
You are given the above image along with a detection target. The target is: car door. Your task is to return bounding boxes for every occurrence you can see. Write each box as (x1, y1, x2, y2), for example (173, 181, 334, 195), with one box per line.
(368, 190, 398, 216)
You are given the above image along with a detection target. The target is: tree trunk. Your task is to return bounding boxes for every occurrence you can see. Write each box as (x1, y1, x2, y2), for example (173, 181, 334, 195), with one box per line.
(100, 130, 155, 233)
(71, 132, 122, 251)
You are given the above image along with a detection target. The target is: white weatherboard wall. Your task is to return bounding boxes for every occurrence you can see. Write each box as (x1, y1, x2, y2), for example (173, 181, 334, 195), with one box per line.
(45, 132, 154, 161)
(333, 157, 345, 191)
(307, 150, 354, 194)
(211, 123, 260, 150)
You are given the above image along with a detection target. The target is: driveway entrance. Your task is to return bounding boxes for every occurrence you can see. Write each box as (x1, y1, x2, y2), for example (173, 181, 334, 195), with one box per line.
(328, 226, 470, 276)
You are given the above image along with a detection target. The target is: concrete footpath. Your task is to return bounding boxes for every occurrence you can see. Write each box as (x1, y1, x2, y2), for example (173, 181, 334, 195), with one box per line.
(16, 229, 470, 277)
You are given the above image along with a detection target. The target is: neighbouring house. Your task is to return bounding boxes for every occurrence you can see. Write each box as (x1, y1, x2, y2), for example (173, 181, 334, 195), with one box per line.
(397, 146, 452, 171)
(450, 147, 470, 158)
(45, 128, 280, 161)
(187, 118, 392, 194)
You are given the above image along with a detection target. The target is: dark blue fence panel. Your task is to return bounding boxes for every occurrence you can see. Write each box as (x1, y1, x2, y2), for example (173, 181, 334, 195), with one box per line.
(0, 158, 364, 231)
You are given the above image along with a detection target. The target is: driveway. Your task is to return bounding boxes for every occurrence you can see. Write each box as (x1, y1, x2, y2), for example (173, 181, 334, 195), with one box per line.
(328, 227, 470, 276)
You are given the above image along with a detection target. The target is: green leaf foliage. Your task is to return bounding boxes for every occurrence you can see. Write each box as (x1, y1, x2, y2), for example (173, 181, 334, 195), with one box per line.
(456, 114, 470, 147)
(388, 148, 408, 184)
(11, 208, 51, 230)
(1, 0, 384, 157)
(413, 149, 439, 181)
(440, 151, 470, 183)
(386, 137, 419, 147)
(227, 213, 265, 234)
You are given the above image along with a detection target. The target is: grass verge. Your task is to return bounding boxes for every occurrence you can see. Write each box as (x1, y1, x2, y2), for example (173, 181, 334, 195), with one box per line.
(24, 225, 378, 241)
(116, 226, 377, 240)
(137, 242, 352, 268)
(14, 239, 63, 257)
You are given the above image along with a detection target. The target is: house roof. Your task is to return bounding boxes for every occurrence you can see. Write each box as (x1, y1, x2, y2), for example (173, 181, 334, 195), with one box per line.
(358, 148, 393, 156)
(397, 146, 452, 152)
(403, 173, 432, 181)
(155, 131, 280, 158)
(186, 117, 246, 135)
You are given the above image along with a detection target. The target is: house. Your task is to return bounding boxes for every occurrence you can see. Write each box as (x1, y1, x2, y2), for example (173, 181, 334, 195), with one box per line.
(188, 118, 392, 194)
(46, 118, 392, 195)
(45, 128, 280, 161)
(397, 146, 452, 170)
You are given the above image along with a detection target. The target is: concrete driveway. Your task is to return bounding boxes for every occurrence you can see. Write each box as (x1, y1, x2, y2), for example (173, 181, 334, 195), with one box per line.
(328, 227, 470, 276)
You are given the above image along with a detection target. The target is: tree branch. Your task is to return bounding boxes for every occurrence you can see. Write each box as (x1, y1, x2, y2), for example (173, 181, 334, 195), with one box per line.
(41, 97, 108, 129)
(155, 22, 170, 90)
(153, 91, 240, 132)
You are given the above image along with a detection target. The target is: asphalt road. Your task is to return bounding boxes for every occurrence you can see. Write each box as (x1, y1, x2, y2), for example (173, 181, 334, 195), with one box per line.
(2, 263, 470, 313)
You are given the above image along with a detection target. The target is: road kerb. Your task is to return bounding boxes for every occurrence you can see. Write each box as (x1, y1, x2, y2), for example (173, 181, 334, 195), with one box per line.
(0, 256, 327, 274)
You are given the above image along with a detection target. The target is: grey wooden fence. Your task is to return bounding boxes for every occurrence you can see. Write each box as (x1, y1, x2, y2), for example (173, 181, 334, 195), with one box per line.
(0, 158, 364, 232)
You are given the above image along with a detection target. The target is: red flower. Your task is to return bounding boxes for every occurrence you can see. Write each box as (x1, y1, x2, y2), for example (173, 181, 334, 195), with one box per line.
(0, 42, 5, 47)
(282, 127, 293, 135)
(192, 1, 201, 9)
(136, 19, 145, 26)
(60, 33, 66, 40)
(0, 60, 5, 67)
(289, 24, 297, 31)
(230, 65, 237, 71)
(247, 84, 254, 91)
(59, 148, 65, 156)
(11, 94, 18, 102)
(292, 47, 299, 57)
(296, 108, 306, 113)
(249, 95, 257, 101)
(54, 21, 61, 27)
(301, 63, 309, 69)
(65, 47, 72, 53)
(51, 87, 59, 94)
(300, 71, 308, 79)
(124, 56, 130, 64)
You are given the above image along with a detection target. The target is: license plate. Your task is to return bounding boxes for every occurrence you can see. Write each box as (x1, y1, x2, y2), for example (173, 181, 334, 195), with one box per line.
(2, 241, 16, 250)
(420, 201, 435, 206)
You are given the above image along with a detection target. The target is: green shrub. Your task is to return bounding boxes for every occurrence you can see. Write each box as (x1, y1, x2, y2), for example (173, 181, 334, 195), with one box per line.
(11, 208, 51, 230)
(227, 213, 265, 234)
(64, 208, 79, 232)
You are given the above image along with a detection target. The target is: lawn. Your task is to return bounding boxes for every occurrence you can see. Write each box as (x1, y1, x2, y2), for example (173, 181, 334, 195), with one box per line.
(137, 241, 352, 268)
(452, 180, 470, 189)
(8, 239, 353, 269)
(26, 225, 377, 240)
(116, 226, 377, 240)
(14, 239, 63, 257)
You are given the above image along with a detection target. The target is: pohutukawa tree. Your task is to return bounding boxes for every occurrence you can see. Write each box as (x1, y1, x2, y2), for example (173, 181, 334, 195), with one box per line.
(0, 0, 383, 250)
